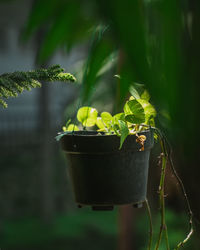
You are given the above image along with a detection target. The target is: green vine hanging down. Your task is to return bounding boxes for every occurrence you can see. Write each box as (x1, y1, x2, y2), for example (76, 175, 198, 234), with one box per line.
(0, 64, 76, 108)
(57, 84, 194, 250)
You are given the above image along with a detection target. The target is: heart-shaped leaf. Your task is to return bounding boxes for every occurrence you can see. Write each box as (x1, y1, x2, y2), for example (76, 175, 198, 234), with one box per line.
(96, 117, 106, 130)
(77, 106, 98, 127)
(137, 99, 156, 124)
(124, 99, 145, 124)
(101, 112, 113, 128)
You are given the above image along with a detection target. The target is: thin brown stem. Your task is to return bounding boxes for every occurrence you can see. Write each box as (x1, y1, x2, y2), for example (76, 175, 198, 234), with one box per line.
(164, 137, 194, 250)
(155, 128, 193, 249)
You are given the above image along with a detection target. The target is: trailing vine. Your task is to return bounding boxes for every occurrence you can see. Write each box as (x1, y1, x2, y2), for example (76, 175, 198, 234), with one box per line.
(57, 83, 194, 249)
(161, 130, 194, 250)
(145, 127, 194, 250)
(154, 128, 170, 250)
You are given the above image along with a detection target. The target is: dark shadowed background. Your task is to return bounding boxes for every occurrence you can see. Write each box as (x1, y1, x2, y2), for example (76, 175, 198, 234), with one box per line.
(0, 0, 200, 249)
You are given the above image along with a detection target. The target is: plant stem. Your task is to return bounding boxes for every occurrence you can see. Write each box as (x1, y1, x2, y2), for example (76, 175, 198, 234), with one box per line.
(147, 127, 193, 249)
(145, 199, 153, 250)
(164, 137, 194, 249)
(155, 135, 170, 250)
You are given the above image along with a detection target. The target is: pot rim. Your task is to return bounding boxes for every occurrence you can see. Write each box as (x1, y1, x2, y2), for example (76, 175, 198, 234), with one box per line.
(58, 129, 151, 137)
(59, 129, 154, 153)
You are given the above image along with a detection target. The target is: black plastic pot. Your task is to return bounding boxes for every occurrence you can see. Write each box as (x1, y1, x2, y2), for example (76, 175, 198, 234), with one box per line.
(60, 130, 154, 210)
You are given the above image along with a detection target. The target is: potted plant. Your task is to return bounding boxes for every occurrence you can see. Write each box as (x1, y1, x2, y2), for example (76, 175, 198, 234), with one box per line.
(56, 88, 156, 210)
(1, 63, 192, 248)
(57, 85, 194, 248)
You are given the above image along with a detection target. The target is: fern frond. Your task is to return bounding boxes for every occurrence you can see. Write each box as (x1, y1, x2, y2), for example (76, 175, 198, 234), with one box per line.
(0, 64, 76, 108)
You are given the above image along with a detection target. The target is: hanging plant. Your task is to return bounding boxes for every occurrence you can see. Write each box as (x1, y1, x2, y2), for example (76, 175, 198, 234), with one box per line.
(57, 85, 193, 249)
(56, 86, 155, 209)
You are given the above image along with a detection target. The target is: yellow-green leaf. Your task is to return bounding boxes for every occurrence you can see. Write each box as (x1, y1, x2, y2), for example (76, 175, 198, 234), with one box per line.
(77, 106, 98, 127)
(137, 99, 156, 124)
(62, 126, 67, 132)
(124, 99, 145, 124)
(101, 112, 113, 127)
(96, 117, 106, 130)
(141, 90, 150, 101)
(67, 124, 79, 131)
(113, 113, 125, 125)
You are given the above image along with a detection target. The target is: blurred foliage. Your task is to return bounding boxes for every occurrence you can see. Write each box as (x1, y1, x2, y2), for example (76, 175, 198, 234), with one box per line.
(22, 0, 200, 224)
(0, 208, 198, 249)
(136, 208, 199, 250)
(24, 0, 200, 151)
(1, 209, 118, 249)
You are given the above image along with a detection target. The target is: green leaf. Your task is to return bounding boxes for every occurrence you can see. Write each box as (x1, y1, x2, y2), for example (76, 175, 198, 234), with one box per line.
(129, 85, 141, 99)
(124, 99, 145, 124)
(118, 120, 129, 149)
(137, 99, 156, 124)
(125, 114, 140, 124)
(67, 124, 79, 131)
(113, 124, 120, 136)
(38, 3, 80, 62)
(65, 119, 71, 128)
(96, 117, 106, 130)
(141, 90, 150, 101)
(82, 29, 114, 101)
(113, 113, 125, 125)
(23, 0, 59, 40)
(97, 51, 117, 77)
(77, 107, 98, 127)
(129, 82, 146, 99)
(101, 112, 113, 127)
(148, 116, 155, 127)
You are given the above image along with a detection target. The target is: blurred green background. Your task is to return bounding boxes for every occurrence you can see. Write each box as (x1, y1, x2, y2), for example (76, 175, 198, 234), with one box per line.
(0, 0, 200, 249)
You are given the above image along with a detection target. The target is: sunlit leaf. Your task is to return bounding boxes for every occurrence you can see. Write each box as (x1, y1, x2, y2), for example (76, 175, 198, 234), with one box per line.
(113, 113, 125, 125)
(125, 114, 140, 124)
(129, 96, 135, 100)
(63, 123, 79, 132)
(141, 90, 150, 101)
(137, 99, 156, 124)
(67, 124, 79, 131)
(96, 117, 106, 130)
(124, 99, 145, 124)
(129, 85, 141, 99)
(77, 106, 98, 127)
(101, 112, 113, 127)
(97, 51, 117, 77)
(118, 120, 129, 149)
(62, 126, 67, 132)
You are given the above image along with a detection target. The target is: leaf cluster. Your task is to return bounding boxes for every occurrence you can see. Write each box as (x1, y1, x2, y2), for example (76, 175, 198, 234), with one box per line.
(63, 86, 156, 148)
(0, 64, 76, 108)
